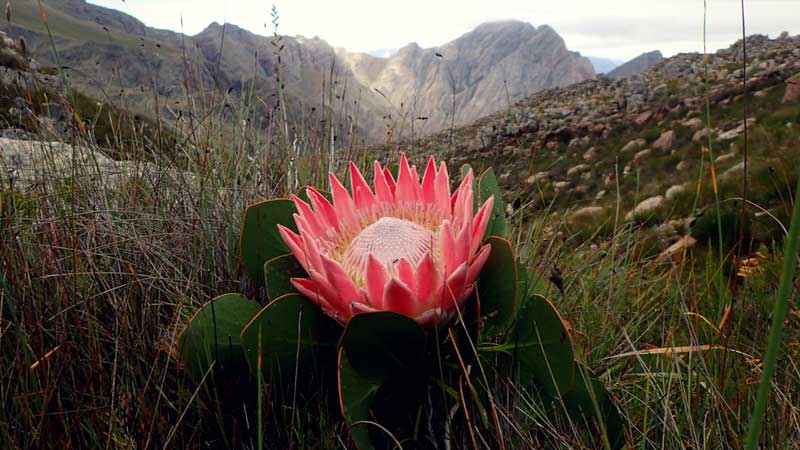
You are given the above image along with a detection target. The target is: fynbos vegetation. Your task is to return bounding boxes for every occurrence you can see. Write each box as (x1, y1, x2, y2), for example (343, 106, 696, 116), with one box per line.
(1, 2, 799, 449)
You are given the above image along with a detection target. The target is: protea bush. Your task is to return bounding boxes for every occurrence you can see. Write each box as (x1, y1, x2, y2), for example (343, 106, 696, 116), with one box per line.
(178, 154, 622, 449)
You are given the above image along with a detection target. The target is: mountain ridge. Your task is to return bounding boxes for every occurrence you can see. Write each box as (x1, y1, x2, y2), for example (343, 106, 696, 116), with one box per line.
(7, 1, 595, 142)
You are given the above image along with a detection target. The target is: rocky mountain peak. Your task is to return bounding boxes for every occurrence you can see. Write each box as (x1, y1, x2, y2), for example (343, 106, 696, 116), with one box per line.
(608, 50, 664, 78)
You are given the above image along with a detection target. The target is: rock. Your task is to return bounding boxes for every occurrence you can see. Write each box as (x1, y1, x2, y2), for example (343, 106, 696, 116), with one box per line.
(676, 160, 690, 171)
(634, 110, 654, 125)
(554, 181, 570, 190)
(665, 184, 688, 200)
(715, 152, 738, 164)
(568, 136, 590, 148)
(682, 117, 704, 130)
(721, 161, 745, 179)
(1, 128, 33, 140)
(595, 190, 607, 200)
(718, 128, 741, 140)
(582, 146, 598, 160)
(527, 171, 550, 183)
(652, 130, 676, 151)
(570, 206, 606, 220)
(783, 72, 800, 102)
(0, 137, 189, 188)
(634, 148, 652, 160)
(567, 163, 590, 176)
(692, 128, 713, 143)
(626, 195, 664, 220)
(658, 235, 697, 261)
(655, 222, 678, 241)
(621, 138, 646, 153)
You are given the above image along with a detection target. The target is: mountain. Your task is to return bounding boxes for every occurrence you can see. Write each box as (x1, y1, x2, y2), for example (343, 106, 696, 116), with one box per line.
(341, 21, 594, 134)
(588, 56, 624, 74)
(7, 1, 594, 142)
(381, 34, 800, 248)
(607, 50, 664, 78)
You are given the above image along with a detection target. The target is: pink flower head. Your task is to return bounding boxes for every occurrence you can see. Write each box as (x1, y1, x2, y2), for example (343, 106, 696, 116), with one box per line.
(278, 154, 494, 329)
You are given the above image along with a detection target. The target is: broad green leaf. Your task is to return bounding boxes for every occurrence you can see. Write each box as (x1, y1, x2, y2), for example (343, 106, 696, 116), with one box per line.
(477, 168, 508, 239)
(178, 293, 261, 381)
(340, 312, 426, 381)
(240, 293, 334, 376)
(509, 294, 575, 397)
(562, 365, 625, 448)
(338, 349, 380, 450)
(338, 312, 427, 449)
(240, 199, 297, 286)
(478, 237, 518, 337)
(264, 254, 305, 300)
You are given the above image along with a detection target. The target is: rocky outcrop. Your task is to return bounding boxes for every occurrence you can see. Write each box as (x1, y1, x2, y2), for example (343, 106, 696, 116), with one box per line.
(784, 72, 800, 102)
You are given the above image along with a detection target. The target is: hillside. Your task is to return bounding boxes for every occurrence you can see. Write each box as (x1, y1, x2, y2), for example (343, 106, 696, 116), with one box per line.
(608, 50, 664, 78)
(386, 33, 800, 252)
(7, 1, 595, 143)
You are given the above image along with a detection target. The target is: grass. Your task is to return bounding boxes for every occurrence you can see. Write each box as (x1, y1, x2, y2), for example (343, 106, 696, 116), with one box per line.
(3, 101, 800, 449)
(1, 13, 800, 450)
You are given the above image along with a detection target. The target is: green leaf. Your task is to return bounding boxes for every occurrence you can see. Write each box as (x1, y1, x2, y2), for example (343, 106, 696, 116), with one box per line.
(340, 312, 426, 380)
(240, 293, 333, 376)
(338, 349, 380, 450)
(509, 294, 575, 397)
(178, 293, 261, 381)
(240, 199, 297, 286)
(478, 237, 519, 337)
(338, 312, 427, 449)
(477, 168, 508, 239)
(264, 254, 305, 300)
(562, 365, 625, 448)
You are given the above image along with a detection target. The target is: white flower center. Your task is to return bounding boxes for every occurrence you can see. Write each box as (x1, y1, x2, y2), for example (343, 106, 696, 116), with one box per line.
(343, 217, 434, 277)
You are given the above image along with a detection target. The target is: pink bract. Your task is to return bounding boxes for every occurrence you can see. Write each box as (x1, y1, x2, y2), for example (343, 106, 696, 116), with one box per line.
(278, 154, 494, 329)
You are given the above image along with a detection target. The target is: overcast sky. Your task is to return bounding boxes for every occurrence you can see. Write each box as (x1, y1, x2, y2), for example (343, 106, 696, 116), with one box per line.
(87, 0, 798, 60)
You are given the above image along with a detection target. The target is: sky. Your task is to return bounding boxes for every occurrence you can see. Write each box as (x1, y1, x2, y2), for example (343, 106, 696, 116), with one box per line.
(87, 0, 799, 60)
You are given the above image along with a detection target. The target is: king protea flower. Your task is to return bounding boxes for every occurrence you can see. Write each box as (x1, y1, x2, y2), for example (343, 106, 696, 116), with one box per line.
(278, 154, 494, 329)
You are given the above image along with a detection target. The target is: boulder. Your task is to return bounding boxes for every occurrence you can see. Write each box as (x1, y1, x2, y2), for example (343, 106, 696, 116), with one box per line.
(681, 117, 704, 130)
(692, 128, 713, 143)
(634, 110, 654, 126)
(621, 138, 646, 153)
(715, 152, 738, 164)
(665, 184, 688, 200)
(783, 72, 800, 102)
(634, 148, 652, 160)
(652, 130, 676, 151)
(570, 206, 606, 220)
(626, 195, 664, 220)
(554, 181, 570, 190)
(567, 163, 590, 176)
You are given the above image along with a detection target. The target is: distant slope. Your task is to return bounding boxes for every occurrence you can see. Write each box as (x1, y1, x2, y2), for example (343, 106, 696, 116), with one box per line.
(8, 2, 595, 142)
(608, 50, 664, 78)
(381, 34, 800, 240)
(588, 56, 623, 74)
